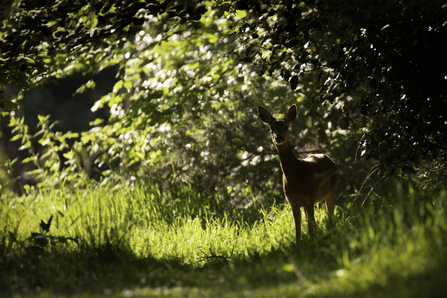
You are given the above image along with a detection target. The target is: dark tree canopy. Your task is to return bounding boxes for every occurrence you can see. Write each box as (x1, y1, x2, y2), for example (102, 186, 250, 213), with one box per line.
(228, 0, 447, 177)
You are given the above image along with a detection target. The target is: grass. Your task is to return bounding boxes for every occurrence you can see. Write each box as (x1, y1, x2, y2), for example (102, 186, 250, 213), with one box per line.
(1, 180, 447, 297)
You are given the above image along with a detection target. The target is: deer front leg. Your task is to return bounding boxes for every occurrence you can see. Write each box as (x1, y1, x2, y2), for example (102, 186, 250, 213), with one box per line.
(291, 205, 302, 242)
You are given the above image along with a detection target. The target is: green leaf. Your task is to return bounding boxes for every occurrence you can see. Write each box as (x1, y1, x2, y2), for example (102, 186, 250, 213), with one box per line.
(205, 33, 218, 43)
(282, 264, 296, 272)
(86, 80, 96, 89)
(10, 134, 22, 142)
(124, 80, 132, 90)
(22, 156, 34, 164)
(114, 80, 124, 93)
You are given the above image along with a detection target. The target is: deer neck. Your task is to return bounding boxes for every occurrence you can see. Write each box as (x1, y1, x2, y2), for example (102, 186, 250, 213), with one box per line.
(275, 141, 300, 176)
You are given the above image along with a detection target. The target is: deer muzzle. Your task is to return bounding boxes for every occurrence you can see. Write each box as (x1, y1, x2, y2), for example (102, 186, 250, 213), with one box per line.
(274, 135, 284, 144)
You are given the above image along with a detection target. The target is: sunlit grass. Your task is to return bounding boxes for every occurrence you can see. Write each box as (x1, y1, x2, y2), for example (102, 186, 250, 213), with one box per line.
(1, 183, 298, 264)
(1, 181, 446, 297)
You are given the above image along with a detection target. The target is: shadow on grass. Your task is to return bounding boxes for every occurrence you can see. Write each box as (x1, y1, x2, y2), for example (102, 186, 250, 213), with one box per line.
(0, 231, 340, 297)
(309, 255, 447, 298)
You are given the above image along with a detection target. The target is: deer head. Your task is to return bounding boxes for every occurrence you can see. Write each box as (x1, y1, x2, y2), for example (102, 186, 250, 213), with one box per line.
(259, 105, 297, 146)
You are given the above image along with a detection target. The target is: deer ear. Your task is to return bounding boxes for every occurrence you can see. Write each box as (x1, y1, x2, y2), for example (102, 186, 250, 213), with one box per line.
(259, 106, 274, 124)
(285, 105, 297, 122)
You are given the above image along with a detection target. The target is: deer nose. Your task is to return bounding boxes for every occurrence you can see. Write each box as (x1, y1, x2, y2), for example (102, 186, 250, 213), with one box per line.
(274, 136, 284, 143)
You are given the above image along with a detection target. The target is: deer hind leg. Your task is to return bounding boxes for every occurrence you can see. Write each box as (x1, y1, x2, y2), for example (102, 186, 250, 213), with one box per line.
(304, 204, 317, 237)
(291, 205, 302, 242)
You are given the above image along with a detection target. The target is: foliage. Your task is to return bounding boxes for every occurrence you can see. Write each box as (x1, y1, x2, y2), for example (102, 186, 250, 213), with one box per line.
(7, 113, 87, 190)
(0, 0, 208, 88)
(226, 0, 447, 177)
(1, 180, 447, 297)
(2, 0, 369, 205)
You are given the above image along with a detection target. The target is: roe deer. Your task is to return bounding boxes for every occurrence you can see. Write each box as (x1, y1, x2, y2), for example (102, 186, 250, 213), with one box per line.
(259, 104, 337, 242)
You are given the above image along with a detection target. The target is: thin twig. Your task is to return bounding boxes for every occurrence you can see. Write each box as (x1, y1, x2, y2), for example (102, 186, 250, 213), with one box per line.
(352, 163, 380, 203)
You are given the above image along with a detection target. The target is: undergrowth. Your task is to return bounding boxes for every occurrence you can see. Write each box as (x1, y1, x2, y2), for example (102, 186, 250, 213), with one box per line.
(1, 179, 446, 297)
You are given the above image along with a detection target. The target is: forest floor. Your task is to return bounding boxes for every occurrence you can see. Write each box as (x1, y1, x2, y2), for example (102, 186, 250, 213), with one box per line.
(1, 182, 447, 297)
